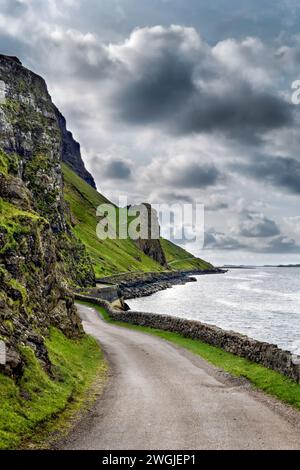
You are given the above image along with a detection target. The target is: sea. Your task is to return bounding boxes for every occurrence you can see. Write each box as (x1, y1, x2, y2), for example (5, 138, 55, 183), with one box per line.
(128, 267, 300, 355)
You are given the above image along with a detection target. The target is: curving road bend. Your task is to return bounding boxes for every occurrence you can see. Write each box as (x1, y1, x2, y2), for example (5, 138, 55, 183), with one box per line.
(60, 304, 300, 450)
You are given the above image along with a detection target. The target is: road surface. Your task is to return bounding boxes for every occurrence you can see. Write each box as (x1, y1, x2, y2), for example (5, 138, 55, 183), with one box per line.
(60, 304, 300, 450)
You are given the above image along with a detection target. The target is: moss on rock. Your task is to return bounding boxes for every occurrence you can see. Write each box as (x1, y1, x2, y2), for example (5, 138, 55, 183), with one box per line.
(0, 55, 95, 380)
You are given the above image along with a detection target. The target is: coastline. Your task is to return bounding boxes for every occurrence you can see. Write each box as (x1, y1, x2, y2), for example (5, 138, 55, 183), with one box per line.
(59, 302, 300, 450)
(75, 294, 300, 384)
(75, 267, 300, 383)
(96, 268, 226, 300)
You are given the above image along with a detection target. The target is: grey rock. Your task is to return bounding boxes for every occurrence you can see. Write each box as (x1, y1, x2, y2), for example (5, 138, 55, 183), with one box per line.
(56, 108, 96, 189)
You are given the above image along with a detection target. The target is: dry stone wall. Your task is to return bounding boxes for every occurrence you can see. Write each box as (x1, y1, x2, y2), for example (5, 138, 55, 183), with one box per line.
(76, 294, 300, 383)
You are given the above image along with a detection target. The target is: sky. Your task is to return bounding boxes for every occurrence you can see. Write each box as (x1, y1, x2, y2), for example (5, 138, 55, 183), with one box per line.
(1, 0, 300, 265)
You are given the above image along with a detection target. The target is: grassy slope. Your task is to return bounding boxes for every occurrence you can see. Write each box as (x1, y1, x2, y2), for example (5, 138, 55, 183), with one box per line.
(63, 163, 212, 276)
(63, 163, 165, 277)
(0, 328, 107, 450)
(82, 302, 300, 411)
(161, 238, 213, 271)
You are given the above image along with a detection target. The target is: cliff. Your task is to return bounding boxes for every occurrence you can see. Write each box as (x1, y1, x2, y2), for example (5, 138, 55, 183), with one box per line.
(0, 53, 213, 377)
(129, 203, 167, 267)
(0, 53, 216, 449)
(0, 54, 95, 376)
(56, 108, 96, 189)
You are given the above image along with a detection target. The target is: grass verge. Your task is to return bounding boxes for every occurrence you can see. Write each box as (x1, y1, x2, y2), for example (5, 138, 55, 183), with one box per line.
(0, 327, 107, 450)
(79, 300, 300, 411)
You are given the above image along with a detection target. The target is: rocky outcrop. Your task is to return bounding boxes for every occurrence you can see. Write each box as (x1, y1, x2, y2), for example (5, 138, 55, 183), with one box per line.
(130, 203, 167, 267)
(119, 272, 196, 298)
(55, 108, 96, 189)
(96, 271, 219, 299)
(0, 55, 65, 230)
(0, 54, 95, 376)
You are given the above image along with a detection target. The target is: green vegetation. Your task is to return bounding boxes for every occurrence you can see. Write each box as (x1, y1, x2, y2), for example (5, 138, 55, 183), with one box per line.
(63, 163, 166, 276)
(0, 199, 47, 305)
(0, 149, 19, 176)
(0, 200, 42, 254)
(161, 238, 213, 271)
(1, 99, 20, 114)
(0, 328, 107, 450)
(83, 301, 300, 411)
(0, 148, 8, 175)
(63, 163, 212, 276)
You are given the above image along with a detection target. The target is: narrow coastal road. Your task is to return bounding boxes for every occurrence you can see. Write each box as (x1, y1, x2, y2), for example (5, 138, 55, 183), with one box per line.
(168, 257, 195, 265)
(60, 304, 300, 450)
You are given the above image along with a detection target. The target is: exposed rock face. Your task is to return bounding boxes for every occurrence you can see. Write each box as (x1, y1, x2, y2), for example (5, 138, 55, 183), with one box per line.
(130, 203, 167, 267)
(0, 54, 95, 376)
(0, 55, 65, 231)
(56, 109, 96, 189)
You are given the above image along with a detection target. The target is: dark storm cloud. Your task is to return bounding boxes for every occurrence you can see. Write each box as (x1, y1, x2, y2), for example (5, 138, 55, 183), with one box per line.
(205, 214, 300, 253)
(115, 52, 196, 124)
(168, 163, 221, 189)
(145, 155, 222, 190)
(204, 231, 246, 250)
(117, 76, 293, 141)
(89, 156, 132, 181)
(239, 211, 280, 238)
(264, 235, 300, 254)
(205, 228, 300, 253)
(2, 18, 294, 144)
(1, 0, 28, 16)
(0, 33, 28, 59)
(177, 86, 292, 141)
(232, 155, 300, 194)
(206, 201, 228, 211)
(110, 27, 293, 142)
(154, 192, 193, 204)
(1, 2, 300, 262)
(103, 159, 132, 180)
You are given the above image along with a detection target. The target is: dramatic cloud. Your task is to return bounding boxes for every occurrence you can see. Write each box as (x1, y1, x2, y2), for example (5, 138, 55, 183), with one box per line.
(1, 2, 300, 263)
(106, 27, 294, 142)
(170, 163, 220, 189)
(2, 19, 291, 143)
(264, 235, 300, 253)
(238, 211, 280, 238)
(204, 227, 300, 254)
(205, 198, 228, 211)
(103, 159, 132, 180)
(204, 210, 300, 254)
(143, 155, 222, 189)
(204, 230, 246, 251)
(151, 192, 193, 204)
(1, 0, 28, 16)
(113, 28, 197, 125)
(233, 155, 300, 194)
(91, 157, 132, 180)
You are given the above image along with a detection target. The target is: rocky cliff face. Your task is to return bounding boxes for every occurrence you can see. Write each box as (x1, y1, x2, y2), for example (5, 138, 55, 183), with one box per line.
(0, 54, 95, 376)
(56, 109, 96, 189)
(130, 203, 167, 267)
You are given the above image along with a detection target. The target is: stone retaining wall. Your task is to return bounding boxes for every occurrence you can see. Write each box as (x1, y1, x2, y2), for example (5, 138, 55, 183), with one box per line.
(75, 294, 300, 383)
(96, 270, 224, 299)
(94, 285, 120, 303)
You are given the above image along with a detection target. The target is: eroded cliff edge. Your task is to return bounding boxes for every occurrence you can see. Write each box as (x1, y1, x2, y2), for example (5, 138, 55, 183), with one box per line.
(0, 54, 95, 376)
